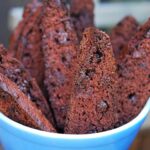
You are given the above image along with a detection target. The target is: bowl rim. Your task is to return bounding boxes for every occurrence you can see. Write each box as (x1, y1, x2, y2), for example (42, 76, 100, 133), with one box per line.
(0, 98, 150, 140)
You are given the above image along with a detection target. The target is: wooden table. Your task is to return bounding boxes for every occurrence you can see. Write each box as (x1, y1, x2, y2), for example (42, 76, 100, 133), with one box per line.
(130, 130, 150, 150)
(0, 145, 3, 150)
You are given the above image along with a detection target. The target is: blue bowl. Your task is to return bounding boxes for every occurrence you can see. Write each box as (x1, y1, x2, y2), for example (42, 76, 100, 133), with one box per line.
(0, 99, 150, 150)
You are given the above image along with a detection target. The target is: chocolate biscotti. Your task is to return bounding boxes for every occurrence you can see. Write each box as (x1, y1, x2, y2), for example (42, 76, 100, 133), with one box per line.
(70, 0, 94, 41)
(110, 16, 138, 61)
(9, 0, 45, 91)
(9, 0, 42, 52)
(0, 44, 54, 125)
(65, 27, 119, 134)
(9, 1, 33, 52)
(116, 18, 150, 124)
(41, 0, 78, 130)
(0, 73, 56, 132)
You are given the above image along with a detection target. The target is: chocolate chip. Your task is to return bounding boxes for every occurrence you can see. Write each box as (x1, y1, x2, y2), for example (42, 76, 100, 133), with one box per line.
(87, 124, 97, 134)
(61, 53, 72, 68)
(132, 50, 142, 58)
(22, 37, 27, 46)
(0, 55, 3, 64)
(50, 82, 56, 87)
(86, 129, 97, 134)
(50, 0, 61, 6)
(0, 92, 7, 100)
(97, 100, 108, 112)
(0, 89, 9, 100)
(118, 45, 124, 51)
(54, 69, 66, 84)
(128, 93, 137, 104)
(145, 29, 150, 38)
(85, 69, 95, 78)
(22, 53, 32, 68)
(62, 55, 67, 62)
(14, 69, 21, 74)
(94, 50, 103, 63)
(8, 107, 19, 117)
(97, 35, 102, 41)
(57, 31, 68, 44)
(116, 64, 123, 72)
(139, 62, 147, 69)
(89, 49, 103, 64)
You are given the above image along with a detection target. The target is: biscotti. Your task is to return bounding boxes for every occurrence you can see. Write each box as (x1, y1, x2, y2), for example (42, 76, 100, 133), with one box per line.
(9, 0, 45, 91)
(0, 44, 54, 125)
(65, 27, 119, 134)
(116, 18, 150, 124)
(41, 0, 78, 130)
(110, 16, 138, 61)
(0, 73, 56, 132)
(70, 0, 94, 40)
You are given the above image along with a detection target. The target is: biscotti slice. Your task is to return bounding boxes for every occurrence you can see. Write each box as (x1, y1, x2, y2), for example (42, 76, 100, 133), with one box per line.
(41, 0, 78, 130)
(70, 0, 94, 41)
(0, 73, 56, 132)
(0, 44, 54, 125)
(110, 16, 138, 61)
(9, 3, 31, 52)
(65, 27, 119, 134)
(116, 18, 150, 124)
(9, 0, 42, 53)
(9, 0, 45, 91)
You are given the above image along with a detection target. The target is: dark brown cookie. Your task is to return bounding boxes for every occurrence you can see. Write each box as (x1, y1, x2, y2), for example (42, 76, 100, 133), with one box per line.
(0, 73, 56, 132)
(110, 16, 138, 61)
(65, 27, 119, 134)
(0, 44, 54, 125)
(9, 0, 42, 53)
(9, 2, 32, 53)
(70, 0, 94, 41)
(116, 18, 150, 124)
(9, 0, 45, 92)
(41, 0, 78, 130)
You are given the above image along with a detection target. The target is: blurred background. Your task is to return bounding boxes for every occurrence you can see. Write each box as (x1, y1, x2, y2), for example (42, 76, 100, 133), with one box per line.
(0, 0, 29, 47)
(1, 0, 150, 47)
(0, 0, 150, 149)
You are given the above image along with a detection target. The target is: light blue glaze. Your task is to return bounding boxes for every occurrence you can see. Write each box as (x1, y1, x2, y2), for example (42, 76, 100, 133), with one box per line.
(0, 99, 150, 150)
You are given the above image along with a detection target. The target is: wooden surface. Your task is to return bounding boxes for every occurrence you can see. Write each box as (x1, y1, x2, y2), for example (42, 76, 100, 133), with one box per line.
(130, 130, 150, 150)
(0, 145, 3, 150)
